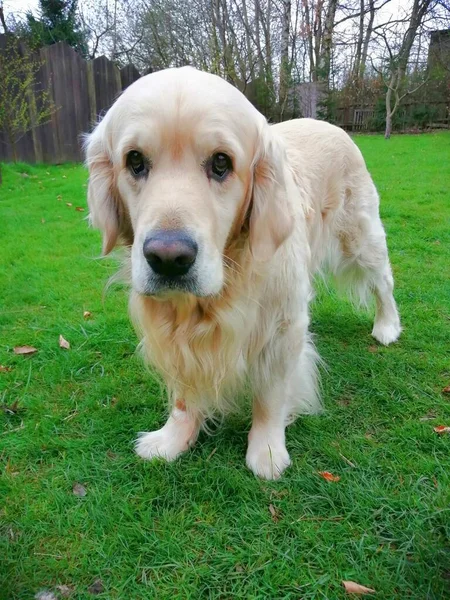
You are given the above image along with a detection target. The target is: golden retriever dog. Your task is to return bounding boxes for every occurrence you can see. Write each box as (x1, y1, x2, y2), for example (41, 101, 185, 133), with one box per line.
(85, 67, 401, 479)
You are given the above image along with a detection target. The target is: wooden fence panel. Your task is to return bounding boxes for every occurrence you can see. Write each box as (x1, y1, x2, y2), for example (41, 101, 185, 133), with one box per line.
(0, 38, 142, 164)
(91, 55, 122, 120)
(121, 64, 142, 91)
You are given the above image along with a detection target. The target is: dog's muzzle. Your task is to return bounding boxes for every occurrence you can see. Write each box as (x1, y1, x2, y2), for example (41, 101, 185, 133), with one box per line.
(142, 229, 199, 294)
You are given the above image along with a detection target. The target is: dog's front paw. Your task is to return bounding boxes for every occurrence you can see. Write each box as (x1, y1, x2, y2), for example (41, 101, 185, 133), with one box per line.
(135, 407, 200, 462)
(135, 429, 190, 462)
(246, 435, 291, 480)
(372, 319, 401, 345)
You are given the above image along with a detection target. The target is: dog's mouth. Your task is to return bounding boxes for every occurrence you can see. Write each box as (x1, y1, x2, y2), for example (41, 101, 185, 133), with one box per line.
(142, 273, 203, 297)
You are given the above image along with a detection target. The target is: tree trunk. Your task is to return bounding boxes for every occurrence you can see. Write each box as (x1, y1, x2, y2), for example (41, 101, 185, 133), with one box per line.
(360, 0, 375, 78)
(254, 0, 265, 77)
(279, 0, 291, 120)
(0, 6, 9, 33)
(385, 93, 393, 139)
(318, 0, 338, 84)
(385, 72, 397, 139)
(353, 0, 365, 78)
(11, 140, 18, 163)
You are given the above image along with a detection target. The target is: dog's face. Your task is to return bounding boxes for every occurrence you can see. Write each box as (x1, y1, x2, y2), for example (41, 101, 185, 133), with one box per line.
(85, 67, 293, 297)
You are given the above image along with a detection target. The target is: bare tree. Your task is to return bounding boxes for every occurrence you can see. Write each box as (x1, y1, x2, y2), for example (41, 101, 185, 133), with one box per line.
(373, 0, 436, 137)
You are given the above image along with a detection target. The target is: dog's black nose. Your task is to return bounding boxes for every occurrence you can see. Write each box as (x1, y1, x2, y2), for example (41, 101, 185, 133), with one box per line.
(143, 231, 198, 277)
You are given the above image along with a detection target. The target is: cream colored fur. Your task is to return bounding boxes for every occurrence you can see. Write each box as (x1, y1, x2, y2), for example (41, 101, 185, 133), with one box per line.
(85, 67, 401, 480)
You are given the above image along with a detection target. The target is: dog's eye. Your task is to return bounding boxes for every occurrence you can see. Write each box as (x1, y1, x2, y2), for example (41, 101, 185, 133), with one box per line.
(126, 151, 149, 177)
(210, 153, 232, 181)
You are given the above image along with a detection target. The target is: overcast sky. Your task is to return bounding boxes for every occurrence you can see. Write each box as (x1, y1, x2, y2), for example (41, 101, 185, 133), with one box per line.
(4, 0, 404, 23)
(2, 0, 38, 18)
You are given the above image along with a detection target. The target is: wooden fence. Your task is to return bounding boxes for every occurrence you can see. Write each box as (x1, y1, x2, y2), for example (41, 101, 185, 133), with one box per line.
(335, 101, 449, 132)
(0, 37, 142, 164)
(1, 35, 449, 163)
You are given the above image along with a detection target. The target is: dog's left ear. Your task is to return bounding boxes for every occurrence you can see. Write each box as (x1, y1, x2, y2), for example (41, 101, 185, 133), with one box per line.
(84, 126, 132, 255)
(248, 125, 295, 262)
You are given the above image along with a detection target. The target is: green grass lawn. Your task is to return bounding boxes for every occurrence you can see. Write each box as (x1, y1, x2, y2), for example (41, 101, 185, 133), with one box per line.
(1, 132, 450, 600)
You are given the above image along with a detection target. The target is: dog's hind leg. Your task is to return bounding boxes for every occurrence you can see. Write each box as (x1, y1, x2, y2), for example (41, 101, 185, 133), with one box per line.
(334, 203, 401, 345)
(370, 257, 401, 345)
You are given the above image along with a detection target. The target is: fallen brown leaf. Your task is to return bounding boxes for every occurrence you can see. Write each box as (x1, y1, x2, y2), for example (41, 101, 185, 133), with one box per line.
(434, 425, 450, 435)
(75, 206, 85, 212)
(88, 579, 103, 595)
(66, 202, 72, 207)
(268, 503, 280, 522)
(56, 585, 73, 597)
(342, 580, 376, 595)
(368, 345, 378, 353)
(14, 345, 37, 355)
(72, 482, 86, 497)
(59, 335, 70, 350)
(1, 400, 21, 415)
(319, 471, 341, 482)
(0, 365, 12, 373)
(442, 386, 450, 395)
(83, 311, 92, 319)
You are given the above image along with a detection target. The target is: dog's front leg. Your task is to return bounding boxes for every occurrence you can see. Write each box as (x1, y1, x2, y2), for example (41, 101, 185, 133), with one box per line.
(135, 399, 203, 462)
(245, 383, 292, 480)
(246, 317, 319, 480)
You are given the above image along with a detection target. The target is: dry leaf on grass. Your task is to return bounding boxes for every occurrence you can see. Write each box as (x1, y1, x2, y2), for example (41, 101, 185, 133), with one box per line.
(368, 345, 378, 353)
(442, 386, 450, 395)
(342, 580, 376, 595)
(66, 202, 72, 207)
(88, 579, 103, 595)
(268, 503, 280, 522)
(75, 206, 85, 212)
(83, 311, 92, 319)
(56, 585, 73, 597)
(59, 335, 70, 350)
(319, 471, 340, 482)
(14, 346, 37, 355)
(434, 425, 450, 435)
(0, 365, 13, 372)
(72, 483, 86, 497)
(1, 400, 21, 415)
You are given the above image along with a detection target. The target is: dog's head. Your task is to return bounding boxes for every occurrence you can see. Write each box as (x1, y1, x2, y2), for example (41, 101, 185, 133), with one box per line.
(85, 67, 294, 297)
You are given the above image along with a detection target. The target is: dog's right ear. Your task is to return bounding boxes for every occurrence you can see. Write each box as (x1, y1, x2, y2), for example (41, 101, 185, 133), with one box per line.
(84, 127, 131, 255)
